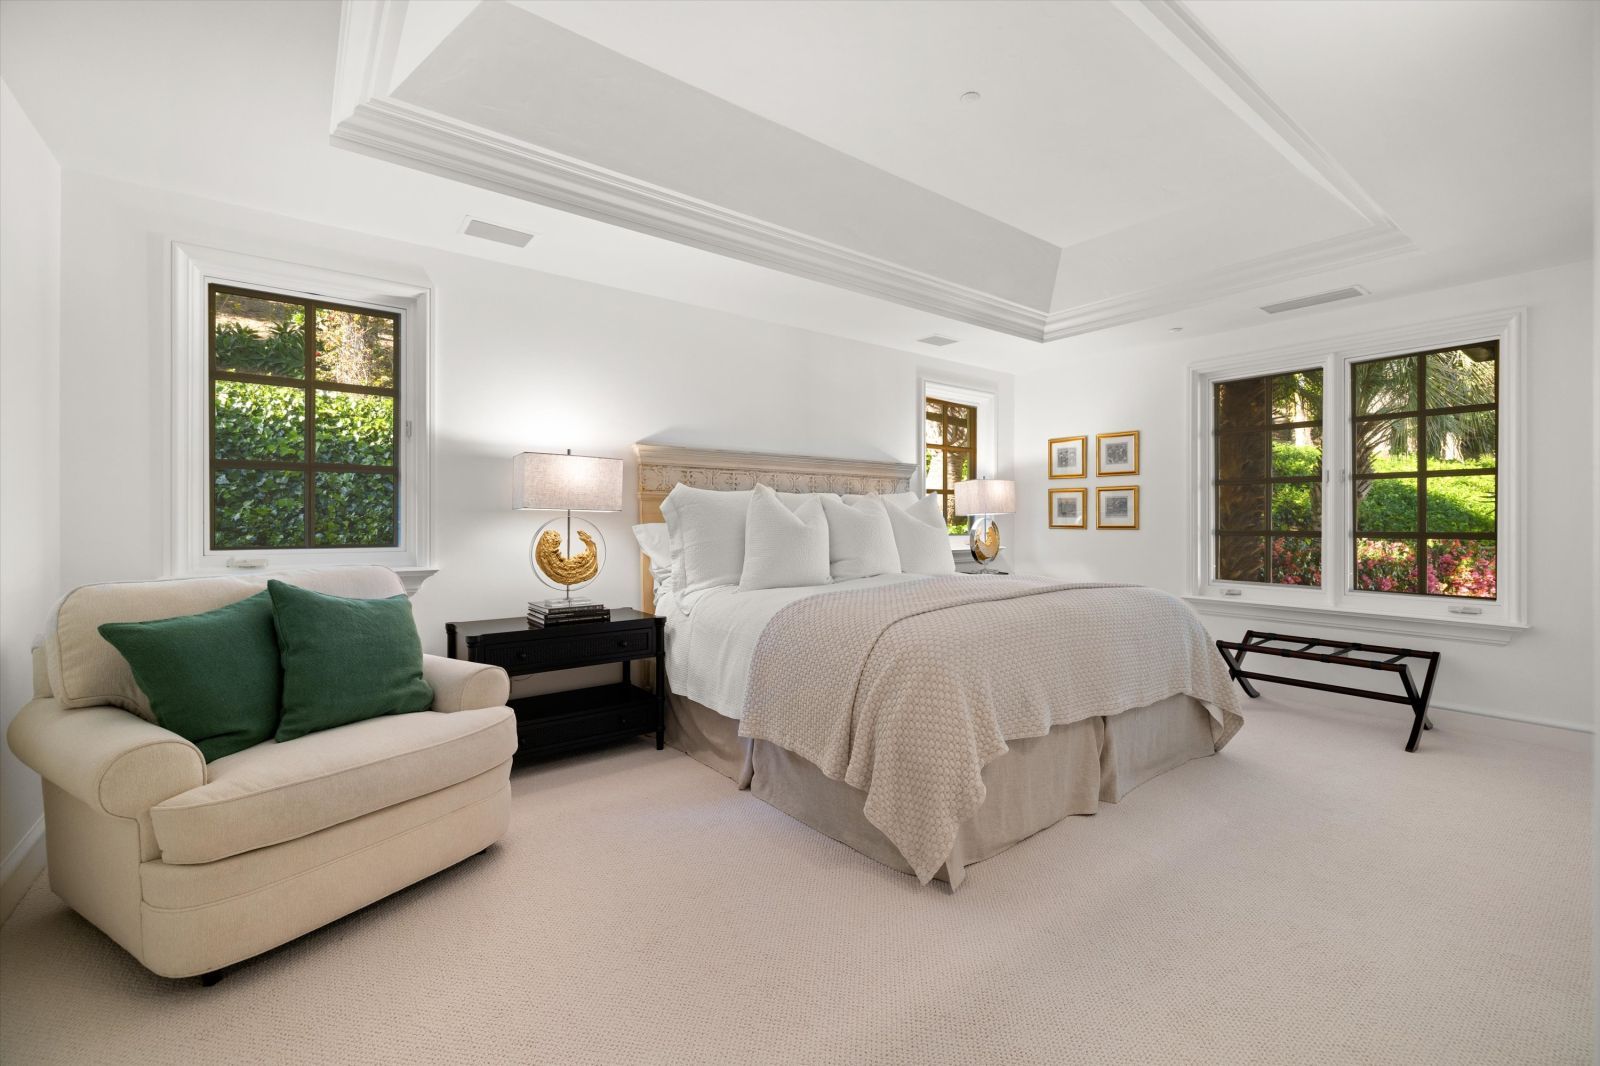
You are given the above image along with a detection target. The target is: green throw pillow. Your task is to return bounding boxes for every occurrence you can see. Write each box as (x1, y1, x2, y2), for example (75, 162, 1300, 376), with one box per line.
(268, 579, 433, 742)
(98, 591, 282, 762)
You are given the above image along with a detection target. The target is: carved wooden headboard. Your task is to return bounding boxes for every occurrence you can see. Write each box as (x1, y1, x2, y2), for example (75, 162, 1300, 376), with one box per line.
(634, 443, 916, 614)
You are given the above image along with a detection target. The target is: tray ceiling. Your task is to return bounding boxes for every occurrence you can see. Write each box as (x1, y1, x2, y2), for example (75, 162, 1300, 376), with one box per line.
(331, 0, 1409, 343)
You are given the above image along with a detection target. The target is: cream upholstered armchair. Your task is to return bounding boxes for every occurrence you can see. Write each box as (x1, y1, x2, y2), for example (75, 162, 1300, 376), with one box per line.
(7, 567, 516, 981)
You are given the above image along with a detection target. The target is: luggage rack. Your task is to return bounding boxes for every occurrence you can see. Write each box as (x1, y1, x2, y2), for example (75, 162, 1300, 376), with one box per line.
(1214, 630, 1441, 752)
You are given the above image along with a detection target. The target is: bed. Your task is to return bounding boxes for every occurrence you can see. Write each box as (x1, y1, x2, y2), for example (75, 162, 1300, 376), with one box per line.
(635, 443, 1242, 889)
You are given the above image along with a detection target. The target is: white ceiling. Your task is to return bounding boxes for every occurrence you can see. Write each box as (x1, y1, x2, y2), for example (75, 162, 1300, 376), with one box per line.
(0, 0, 1592, 370)
(514, 0, 1317, 251)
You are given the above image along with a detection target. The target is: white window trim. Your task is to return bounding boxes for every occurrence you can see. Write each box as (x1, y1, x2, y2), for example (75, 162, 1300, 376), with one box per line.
(1185, 308, 1526, 644)
(168, 243, 435, 593)
(919, 377, 999, 551)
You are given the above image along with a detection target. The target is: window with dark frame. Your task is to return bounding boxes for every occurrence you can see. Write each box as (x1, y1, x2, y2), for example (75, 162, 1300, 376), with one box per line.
(1351, 342, 1498, 599)
(924, 397, 977, 535)
(1213, 369, 1324, 587)
(208, 284, 401, 551)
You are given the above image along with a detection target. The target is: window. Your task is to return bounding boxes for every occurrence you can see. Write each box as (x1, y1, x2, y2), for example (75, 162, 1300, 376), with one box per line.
(1188, 310, 1522, 634)
(210, 286, 401, 550)
(1351, 343, 1497, 599)
(924, 397, 977, 534)
(1214, 369, 1323, 587)
(171, 245, 433, 587)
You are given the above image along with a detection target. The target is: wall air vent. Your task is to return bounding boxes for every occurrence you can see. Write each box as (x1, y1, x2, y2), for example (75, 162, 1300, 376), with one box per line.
(1260, 286, 1368, 315)
(460, 217, 535, 248)
(917, 335, 959, 347)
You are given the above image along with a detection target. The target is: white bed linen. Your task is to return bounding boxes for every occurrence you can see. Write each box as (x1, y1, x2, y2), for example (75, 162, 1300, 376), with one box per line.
(665, 573, 926, 718)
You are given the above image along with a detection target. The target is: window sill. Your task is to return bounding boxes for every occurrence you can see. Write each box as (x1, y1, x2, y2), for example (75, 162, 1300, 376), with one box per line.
(1184, 593, 1526, 646)
(178, 564, 438, 597)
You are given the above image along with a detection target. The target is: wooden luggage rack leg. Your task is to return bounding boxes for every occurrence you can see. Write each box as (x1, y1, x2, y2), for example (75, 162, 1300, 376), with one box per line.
(1215, 630, 1441, 752)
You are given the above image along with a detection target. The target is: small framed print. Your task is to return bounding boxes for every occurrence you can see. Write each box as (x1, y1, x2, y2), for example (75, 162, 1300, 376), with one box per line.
(1049, 488, 1087, 529)
(1048, 436, 1086, 479)
(1096, 486, 1140, 529)
(1095, 430, 1140, 476)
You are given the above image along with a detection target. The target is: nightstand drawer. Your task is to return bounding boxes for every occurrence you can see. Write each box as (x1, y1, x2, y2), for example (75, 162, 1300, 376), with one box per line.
(481, 626, 656, 672)
(517, 702, 655, 752)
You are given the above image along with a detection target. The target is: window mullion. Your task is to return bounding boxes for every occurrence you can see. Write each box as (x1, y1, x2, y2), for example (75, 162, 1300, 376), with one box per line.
(303, 302, 317, 549)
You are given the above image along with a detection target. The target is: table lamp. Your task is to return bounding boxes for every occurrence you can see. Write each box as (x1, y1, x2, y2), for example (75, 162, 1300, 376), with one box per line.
(953, 477, 1015, 574)
(513, 449, 624, 606)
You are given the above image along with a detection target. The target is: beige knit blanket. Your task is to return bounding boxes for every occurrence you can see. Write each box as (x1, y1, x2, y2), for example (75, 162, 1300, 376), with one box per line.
(738, 576, 1243, 883)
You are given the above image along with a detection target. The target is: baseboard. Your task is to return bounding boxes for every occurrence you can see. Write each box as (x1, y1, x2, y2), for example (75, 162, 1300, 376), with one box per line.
(1430, 702, 1594, 734)
(0, 818, 45, 924)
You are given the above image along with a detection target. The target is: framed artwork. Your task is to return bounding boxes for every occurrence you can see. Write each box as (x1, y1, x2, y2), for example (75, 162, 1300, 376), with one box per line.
(1048, 436, 1086, 479)
(1049, 488, 1087, 529)
(1095, 430, 1140, 476)
(1096, 486, 1140, 529)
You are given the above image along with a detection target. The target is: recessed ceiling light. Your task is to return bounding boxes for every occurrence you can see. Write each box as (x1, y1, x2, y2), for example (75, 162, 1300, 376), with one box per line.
(1169, 326, 1184, 333)
(960, 91, 982, 104)
(918, 335, 959, 347)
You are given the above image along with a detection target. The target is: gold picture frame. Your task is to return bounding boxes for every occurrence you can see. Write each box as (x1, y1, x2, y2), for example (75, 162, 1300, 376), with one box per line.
(1095, 486, 1140, 529)
(1047, 436, 1086, 479)
(1049, 488, 1087, 528)
(1095, 430, 1140, 476)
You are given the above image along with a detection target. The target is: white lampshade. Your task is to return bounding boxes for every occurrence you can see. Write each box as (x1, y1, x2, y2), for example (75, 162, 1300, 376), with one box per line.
(513, 451, 624, 511)
(954, 478, 1016, 516)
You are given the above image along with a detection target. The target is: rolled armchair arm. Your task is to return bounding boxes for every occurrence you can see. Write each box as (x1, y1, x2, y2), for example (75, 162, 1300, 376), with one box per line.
(423, 654, 510, 713)
(7, 697, 205, 818)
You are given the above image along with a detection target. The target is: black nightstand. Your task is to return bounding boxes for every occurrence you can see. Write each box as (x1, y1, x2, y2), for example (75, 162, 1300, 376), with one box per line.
(446, 609, 666, 761)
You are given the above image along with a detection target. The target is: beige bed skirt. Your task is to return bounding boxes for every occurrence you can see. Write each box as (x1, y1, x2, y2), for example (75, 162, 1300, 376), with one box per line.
(666, 692, 1221, 889)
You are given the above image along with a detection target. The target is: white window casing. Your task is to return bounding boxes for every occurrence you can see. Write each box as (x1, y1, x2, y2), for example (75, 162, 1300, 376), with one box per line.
(1185, 308, 1525, 644)
(169, 243, 435, 593)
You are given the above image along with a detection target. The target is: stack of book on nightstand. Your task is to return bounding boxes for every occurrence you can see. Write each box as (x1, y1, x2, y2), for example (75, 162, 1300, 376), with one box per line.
(527, 599, 611, 628)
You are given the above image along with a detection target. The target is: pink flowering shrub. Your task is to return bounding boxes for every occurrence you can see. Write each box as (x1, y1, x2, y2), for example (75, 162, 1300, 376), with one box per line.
(1270, 538, 1321, 586)
(1355, 539, 1417, 593)
(1425, 539, 1496, 598)
(1353, 538, 1496, 598)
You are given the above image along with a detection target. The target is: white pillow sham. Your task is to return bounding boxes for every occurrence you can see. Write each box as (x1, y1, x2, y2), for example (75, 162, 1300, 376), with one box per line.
(632, 523, 674, 595)
(885, 493, 956, 575)
(739, 485, 831, 591)
(819, 494, 902, 580)
(660, 486, 751, 599)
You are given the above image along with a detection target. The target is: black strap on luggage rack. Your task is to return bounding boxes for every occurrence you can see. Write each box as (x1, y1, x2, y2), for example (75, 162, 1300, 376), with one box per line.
(1214, 630, 1441, 752)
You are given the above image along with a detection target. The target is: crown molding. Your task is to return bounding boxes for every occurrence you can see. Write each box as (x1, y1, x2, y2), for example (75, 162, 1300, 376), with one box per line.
(333, 96, 1053, 341)
(331, 0, 1413, 344)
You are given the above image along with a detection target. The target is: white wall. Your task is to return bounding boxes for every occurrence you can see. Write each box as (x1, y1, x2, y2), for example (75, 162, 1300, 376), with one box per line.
(54, 172, 1014, 661)
(0, 80, 62, 903)
(1013, 260, 1596, 730)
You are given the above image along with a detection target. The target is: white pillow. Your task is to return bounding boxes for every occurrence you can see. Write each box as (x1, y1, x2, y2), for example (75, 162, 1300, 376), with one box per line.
(660, 486, 752, 599)
(632, 523, 674, 595)
(739, 485, 830, 591)
(819, 494, 902, 581)
(885, 494, 956, 575)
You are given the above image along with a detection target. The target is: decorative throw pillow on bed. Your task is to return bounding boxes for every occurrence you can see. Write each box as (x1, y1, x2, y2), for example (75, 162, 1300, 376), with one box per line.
(97, 591, 282, 762)
(739, 484, 831, 591)
(267, 579, 434, 742)
(819, 494, 902, 580)
(885, 493, 957, 575)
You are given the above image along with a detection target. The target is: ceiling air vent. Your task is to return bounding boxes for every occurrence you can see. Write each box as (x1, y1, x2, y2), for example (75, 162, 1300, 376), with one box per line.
(1260, 286, 1368, 315)
(461, 217, 535, 248)
(917, 335, 959, 347)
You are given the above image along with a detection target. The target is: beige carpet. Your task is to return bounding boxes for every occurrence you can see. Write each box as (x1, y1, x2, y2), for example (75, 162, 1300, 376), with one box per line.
(0, 693, 1591, 1065)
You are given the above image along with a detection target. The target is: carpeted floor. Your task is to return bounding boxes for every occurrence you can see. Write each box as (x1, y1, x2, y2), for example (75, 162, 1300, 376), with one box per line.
(0, 693, 1591, 1065)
